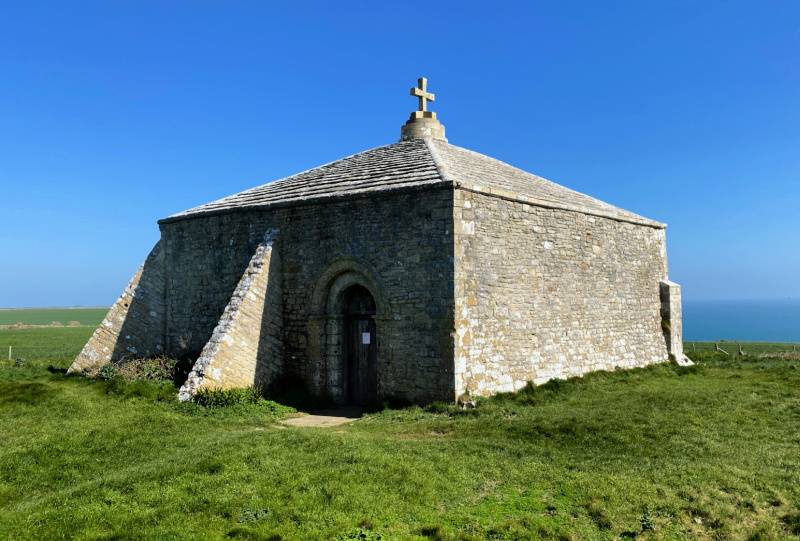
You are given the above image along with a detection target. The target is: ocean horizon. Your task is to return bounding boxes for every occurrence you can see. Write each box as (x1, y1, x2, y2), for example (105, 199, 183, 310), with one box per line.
(682, 298, 800, 343)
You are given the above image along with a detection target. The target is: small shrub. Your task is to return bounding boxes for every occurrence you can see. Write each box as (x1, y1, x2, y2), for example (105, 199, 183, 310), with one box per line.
(50, 321, 63, 327)
(639, 508, 656, 532)
(95, 363, 120, 381)
(237, 508, 269, 524)
(82, 355, 189, 385)
(335, 528, 381, 541)
(193, 386, 265, 408)
(117, 356, 179, 382)
(14, 358, 26, 367)
(191, 386, 295, 416)
(67, 321, 80, 327)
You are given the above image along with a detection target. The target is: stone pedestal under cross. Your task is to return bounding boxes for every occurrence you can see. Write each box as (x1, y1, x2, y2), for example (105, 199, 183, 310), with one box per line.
(400, 77, 447, 142)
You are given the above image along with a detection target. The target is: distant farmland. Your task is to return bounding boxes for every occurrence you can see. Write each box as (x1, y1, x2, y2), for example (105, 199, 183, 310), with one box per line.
(0, 307, 108, 327)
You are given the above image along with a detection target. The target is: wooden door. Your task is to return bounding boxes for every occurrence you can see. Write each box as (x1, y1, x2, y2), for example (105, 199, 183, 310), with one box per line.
(345, 315, 377, 404)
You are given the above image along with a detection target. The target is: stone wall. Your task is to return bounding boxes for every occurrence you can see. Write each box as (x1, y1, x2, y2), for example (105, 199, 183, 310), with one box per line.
(159, 187, 456, 404)
(161, 215, 278, 359)
(453, 188, 671, 397)
(178, 234, 283, 400)
(69, 241, 166, 373)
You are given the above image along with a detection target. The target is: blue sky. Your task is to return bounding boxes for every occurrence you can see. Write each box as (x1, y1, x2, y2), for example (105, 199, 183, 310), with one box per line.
(1, 1, 798, 307)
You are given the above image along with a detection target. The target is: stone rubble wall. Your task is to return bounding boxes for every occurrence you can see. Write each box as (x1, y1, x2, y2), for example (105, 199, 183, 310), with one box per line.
(161, 215, 277, 359)
(69, 241, 166, 373)
(160, 187, 456, 405)
(178, 233, 283, 401)
(279, 190, 456, 404)
(453, 188, 671, 396)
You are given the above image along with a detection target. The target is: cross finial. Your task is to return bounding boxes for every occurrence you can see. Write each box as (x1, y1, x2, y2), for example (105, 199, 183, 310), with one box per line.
(400, 77, 447, 142)
(410, 77, 435, 112)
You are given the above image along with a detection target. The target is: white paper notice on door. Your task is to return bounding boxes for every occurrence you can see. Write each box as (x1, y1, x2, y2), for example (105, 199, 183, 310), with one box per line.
(362, 332, 371, 344)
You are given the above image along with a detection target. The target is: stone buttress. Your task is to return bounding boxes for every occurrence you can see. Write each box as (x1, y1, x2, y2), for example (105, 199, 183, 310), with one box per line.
(69, 241, 167, 373)
(178, 231, 283, 400)
(659, 280, 687, 363)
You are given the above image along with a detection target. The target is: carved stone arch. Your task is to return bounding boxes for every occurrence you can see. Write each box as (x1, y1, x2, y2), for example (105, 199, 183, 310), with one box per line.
(310, 256, 390, 318)
(307, 257, 391, 403)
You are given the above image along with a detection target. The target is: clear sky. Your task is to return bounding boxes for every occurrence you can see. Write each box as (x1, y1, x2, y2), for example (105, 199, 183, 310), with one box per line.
(1, 1, 798, 307)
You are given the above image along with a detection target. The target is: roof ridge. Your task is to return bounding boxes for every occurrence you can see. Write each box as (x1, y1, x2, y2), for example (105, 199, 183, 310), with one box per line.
(428, 139, 665, 229)
(431, 139, 548, 183)
(423, 138, 455, 184)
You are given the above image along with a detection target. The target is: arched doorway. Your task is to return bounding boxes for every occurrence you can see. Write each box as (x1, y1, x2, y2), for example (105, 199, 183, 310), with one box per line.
(342, 285, 377, 404)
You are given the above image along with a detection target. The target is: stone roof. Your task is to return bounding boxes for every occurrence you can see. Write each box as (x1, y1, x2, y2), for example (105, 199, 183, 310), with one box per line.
(161, 139, 664, 228)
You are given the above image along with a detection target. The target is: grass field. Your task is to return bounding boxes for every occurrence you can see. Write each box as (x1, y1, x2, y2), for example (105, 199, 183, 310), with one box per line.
(0, 327, 96, 360)
(0, 330, 798, 540)
(685, 341, 798, 355)
(0, 307, 109, 327)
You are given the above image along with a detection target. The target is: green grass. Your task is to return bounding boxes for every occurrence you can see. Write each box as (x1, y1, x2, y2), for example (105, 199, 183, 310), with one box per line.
(684, 341, 798, 355)
(0, 327, 95, 360)
(0, 307, 109, 326)
(0, 332, 798, 540)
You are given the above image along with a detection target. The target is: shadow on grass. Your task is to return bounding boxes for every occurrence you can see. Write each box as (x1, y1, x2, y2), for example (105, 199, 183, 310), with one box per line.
(264, 374, 334, 413)
(0, 381, 51, 405)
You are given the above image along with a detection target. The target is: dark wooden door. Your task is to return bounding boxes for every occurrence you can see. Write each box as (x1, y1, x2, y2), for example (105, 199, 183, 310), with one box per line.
(345, 315, 377, 405)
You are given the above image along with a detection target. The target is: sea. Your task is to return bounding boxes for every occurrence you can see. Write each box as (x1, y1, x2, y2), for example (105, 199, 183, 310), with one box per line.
(682, 299, 800, 343)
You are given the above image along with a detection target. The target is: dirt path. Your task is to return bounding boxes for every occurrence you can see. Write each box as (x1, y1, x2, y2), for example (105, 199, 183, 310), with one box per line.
(280, 405, 364, 428)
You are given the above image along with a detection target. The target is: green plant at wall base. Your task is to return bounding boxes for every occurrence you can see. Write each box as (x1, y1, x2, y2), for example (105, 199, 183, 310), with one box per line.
(81, 356, 190, 385)
(191, 386, 296, 416)
(95, 363, 120, 381)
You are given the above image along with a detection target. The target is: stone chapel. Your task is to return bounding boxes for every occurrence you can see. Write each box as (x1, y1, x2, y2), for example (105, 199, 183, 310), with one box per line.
(70, 78, 686, 404)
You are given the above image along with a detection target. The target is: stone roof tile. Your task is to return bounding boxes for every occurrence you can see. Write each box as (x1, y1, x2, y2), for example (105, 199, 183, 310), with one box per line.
(427, 140, 662, 227)
(161, 139, 664, 228)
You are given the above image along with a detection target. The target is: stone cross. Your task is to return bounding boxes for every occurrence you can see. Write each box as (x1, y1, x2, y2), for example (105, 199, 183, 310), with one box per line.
(410, 78, 435, 112)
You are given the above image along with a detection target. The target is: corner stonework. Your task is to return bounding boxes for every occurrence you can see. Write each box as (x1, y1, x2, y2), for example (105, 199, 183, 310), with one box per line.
(660, 280, 692, 365)
(69, 241, 166, 373)
(178, 230, 283, 401)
